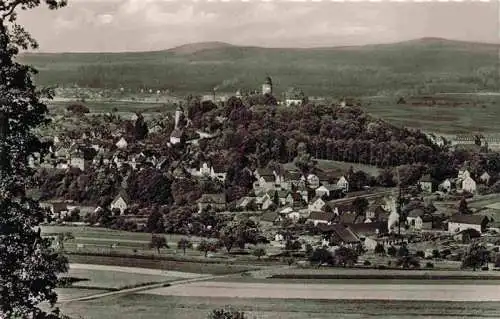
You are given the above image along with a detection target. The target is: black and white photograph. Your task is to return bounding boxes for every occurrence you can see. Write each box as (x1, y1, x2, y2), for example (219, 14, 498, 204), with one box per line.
(1, 0, 500, 318)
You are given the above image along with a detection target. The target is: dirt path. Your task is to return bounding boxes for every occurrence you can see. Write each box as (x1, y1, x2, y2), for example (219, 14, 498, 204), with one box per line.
(140, 281, 500, 302)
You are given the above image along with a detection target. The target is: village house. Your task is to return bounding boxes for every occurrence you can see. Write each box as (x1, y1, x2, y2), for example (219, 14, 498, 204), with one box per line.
(480, 172, 491, 185)
(169, 129, 184, 145)
(253, 168, 278, 191)
(406, 208, 425, 231)
(115, 137, 128, 149)
(418, 175, 433, 193)
(365, 203, 390, 223)
(317, 224, 361, 248)
(197, 193, 227, 212)
(260, 211, 282, 226)
(308, 196, 326, 212)
(439, 179, 452, 193)
(110, 191, 131, 214)
(236, 197, 256, 211)
(335, 176, 349, 192)
(307, 211, 336, 226)
(305, 174, 320, 189)
(40, 200, 68, 219)
(190, 162, 227, 183)
(461, 175, 477, 193)
(448, 214, 489, 234)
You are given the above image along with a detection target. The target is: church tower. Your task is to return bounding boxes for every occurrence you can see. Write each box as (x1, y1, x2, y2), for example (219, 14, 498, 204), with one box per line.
(174, 105, 184, 129)
(262, 76, 273, 95)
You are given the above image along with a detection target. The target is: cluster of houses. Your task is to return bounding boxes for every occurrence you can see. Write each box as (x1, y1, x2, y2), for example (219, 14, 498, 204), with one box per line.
(418, 167, 492, 195)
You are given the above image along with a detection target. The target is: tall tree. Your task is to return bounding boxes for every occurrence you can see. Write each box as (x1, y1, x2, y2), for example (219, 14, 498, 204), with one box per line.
(352, 197, 369, 223)
(0, 1, 70, 318)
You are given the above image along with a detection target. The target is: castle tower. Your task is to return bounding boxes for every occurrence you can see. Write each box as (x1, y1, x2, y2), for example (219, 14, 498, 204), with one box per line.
(262, 76, 273, 95)
(174, 105, 184, 129)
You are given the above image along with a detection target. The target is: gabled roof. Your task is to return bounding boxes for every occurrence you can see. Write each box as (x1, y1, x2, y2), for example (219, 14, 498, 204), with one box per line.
(317, 224, 360, 244)
(449, 214, 488, 225)
(308, 211, 335, 222)
(261, 211, 280, 223)
(407, 208, 425, 218)
(337, 212, 357, 224)
(112, 190, 131, 206)
(348, 222, 388, 236)
(420, 174, 433, 183)
(170, 129, 184, 138)
(261, 175, 275, 183)
(256, 168, 274, 177)
(197, 193, 226, 205)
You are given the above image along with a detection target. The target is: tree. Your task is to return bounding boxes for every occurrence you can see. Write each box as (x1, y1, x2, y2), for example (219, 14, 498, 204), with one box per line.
(458, 197, 471, 215)
(218, 219, 260, 253)
(146, 208, 165, 233)
(56, 232, 74, 252)
(149, 235, 168, 254)
(285, 239, 302, 251)
(461, 241, 490, 271)
(374, 242, 385, 255)
(198, 239, 217, 257)
(252, 246, 266, 260)
(334, 247, 359, 267)
(387, 246, 397, 257)
(309, 247, 334, 266)
(352, 197, 369, 223)
(0, 1, 70, 318)
(177, 237, 193, 255)
(208, 307, 246, 319)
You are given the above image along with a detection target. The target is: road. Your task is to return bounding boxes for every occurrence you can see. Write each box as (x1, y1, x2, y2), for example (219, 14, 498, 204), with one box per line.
(139, 281, 500, 302)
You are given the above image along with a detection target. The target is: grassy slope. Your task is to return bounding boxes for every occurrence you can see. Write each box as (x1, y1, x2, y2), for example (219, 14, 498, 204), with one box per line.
(19, 38, 499, 97)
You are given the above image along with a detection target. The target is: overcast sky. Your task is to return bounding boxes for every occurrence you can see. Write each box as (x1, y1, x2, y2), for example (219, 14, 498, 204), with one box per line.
(18, 0, 500, 52)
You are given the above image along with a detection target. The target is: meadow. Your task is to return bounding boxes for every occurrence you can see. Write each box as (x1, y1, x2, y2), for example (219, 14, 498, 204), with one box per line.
(58, 295, 500, 319)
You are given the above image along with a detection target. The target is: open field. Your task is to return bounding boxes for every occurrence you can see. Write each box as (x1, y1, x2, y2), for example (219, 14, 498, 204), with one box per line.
(313, 159, 381, 176)
(62, 263, 201, 290)
(362, 94, 500, 134)
(142, 281, 500, 302)
(58, 294, 500, 319)
(66, 254, 258, 275)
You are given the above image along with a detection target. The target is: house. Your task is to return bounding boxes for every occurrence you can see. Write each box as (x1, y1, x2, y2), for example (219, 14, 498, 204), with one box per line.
(305, 174, 320, 189)
(480, 172, 491, 185)
(406, 208, 425, 231)
(110, 191, 131, 214)
(317, 224, 361, 247)
(115, 137, 128, 149)
(236, 197, 256, 211)
(453, 228, 481, 244)
(448, 214, 489, 234)
(439, 179, 452, 193)
(253, 168, 276, 191)
(308, 196, 326, 212)
(307, 211, 336, 226)
(418, 175, 433, 193)
(169, 129, 184, 145)
(349, 222, 388, 237)
(335, 176, 349, 192)
(365, 204, 390, 223)
(191, 162, 227, 183)
(197, 193, 227, 212)
(40, 201, 68, 218)
(421, 214, 434, 230)
(462, 176, 477, 193)
(260, 211, 281, 226)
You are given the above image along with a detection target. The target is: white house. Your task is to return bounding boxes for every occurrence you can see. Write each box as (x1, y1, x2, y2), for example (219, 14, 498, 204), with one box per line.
(110, 192, 130, 214)
(169, 129, 183, 145)
(308, 197, 326, 212)
(115, 137, 128, 149)
(306, 174, 320, 189)
(418, 175, 433, 193)
(190, 162, 227, 183)
(336, 176, 349, 192)
(448, 214, 489, 234)
(480, 172, 491, 185)
(285, 99, 303, 107)
(462, 176, 477, 193)
(439, 179, 452, 193)
(307, 211, 335, 226)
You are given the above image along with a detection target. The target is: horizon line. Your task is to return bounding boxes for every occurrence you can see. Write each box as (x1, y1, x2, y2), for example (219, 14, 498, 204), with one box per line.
(20, 36, 500, 55)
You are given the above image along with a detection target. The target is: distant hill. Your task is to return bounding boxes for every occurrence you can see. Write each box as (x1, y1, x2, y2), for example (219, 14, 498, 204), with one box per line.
(18, 38, 500, 97)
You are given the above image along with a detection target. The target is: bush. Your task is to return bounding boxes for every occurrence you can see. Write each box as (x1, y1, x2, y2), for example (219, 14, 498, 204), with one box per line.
(363, 260, 371, 266)
(374, 243, 385, 255)
(425, 262, 434, 269)
(387, 246, 397, 257)
(415, 250, 425, 258)
(432, 249, 441, 259)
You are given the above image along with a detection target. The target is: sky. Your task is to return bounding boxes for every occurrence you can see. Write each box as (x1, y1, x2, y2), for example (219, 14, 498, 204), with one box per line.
(17, 0, 500, 52)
